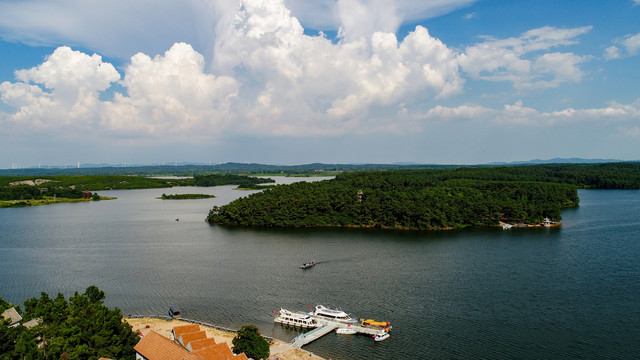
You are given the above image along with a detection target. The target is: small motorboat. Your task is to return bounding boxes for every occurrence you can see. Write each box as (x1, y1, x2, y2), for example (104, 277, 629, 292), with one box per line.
(168, 306, 181, 319)
(373, 332, 390, 342)
(299, 260, 316, 269)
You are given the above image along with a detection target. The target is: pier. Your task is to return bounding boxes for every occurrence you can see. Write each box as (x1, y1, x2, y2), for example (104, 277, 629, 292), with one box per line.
(290, 319, 387, 348)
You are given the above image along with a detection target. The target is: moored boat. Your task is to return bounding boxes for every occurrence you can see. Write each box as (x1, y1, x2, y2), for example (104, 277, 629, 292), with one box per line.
(373, 332, 390, 341)
(361, 318, 392, 333)
(310, 305, 357, 323)
(274, 308, 319, 328)
(168, 306, 181, 319)
(336, 327, 357, 335)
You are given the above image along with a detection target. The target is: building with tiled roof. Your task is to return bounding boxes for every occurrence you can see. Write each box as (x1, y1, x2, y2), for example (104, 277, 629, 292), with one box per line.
(134, 325, 249, 360)
(191, 342, 234, 360)
(178, 330, 207, 348)
(186, 338, 217, 352)
(172, 324, 201, 340)
(134, 331, 200, 360)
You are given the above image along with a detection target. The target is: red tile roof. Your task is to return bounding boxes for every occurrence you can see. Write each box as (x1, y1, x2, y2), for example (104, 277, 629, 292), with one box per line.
(186, 337, 217, 352)
(135, 326, 247, 360)
(178, 330, 207, 347)
(134, 331, 200, 360)
(173, 324, 202, 340)
(191, 343, 234, 360)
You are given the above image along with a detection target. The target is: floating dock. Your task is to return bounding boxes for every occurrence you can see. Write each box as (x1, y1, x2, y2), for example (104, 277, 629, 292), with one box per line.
(290, 319, 387, 348)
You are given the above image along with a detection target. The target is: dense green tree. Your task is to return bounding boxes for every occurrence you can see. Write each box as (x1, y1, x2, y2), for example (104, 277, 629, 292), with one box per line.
(0, 286, 138, 360)
(232, 324, 270, 360)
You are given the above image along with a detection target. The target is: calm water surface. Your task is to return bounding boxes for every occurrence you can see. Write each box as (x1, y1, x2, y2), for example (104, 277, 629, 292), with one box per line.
(1, 180, 639, 359)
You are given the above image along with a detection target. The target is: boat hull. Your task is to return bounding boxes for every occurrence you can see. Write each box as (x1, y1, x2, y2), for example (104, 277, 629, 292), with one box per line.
(336, 328, 357, 335)
(274, 308, 319, 328)
(373, 333, 390, 341)
(274, 317, 318, 328)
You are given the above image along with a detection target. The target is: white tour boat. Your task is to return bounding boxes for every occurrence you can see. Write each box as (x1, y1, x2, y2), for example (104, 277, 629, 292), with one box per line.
(373, 332, 390, 341)
(336, 326, 357, 335)
(310, 305, 357, 323)
(274, 308, 319, 328)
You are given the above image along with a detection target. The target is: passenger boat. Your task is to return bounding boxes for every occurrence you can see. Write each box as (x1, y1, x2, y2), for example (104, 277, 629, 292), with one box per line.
(361, 318, 392, 333)
(336, 326, 357, 335)
(309, 305, 357, 323)
(300, 260, 316, 269)
(274, 308, 319, 328)
(373, 332, 390, 341)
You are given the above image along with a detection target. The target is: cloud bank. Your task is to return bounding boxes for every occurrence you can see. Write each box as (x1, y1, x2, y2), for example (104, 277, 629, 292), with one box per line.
(1, 0, 638, 152)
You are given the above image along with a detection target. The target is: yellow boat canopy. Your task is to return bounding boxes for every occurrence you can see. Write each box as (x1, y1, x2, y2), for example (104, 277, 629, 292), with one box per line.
(362, 319, 390, 327)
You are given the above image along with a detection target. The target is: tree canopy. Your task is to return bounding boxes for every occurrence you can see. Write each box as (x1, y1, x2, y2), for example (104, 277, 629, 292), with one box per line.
(0, 286, 138, 360)
(207, 167, 592, 230)
(231, 324, 270, 360)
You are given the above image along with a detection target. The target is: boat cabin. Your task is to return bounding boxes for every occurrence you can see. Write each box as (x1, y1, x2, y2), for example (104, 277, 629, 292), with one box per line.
(169, 306, 181, 319)
(361, 318, 392, 332)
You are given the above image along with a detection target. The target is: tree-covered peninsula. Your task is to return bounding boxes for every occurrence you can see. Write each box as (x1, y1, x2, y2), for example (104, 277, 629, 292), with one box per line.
(206, 164, 640, 230)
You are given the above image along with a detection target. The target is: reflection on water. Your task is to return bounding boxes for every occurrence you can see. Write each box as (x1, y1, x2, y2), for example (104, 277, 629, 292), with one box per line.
(1, 184, 639, 359)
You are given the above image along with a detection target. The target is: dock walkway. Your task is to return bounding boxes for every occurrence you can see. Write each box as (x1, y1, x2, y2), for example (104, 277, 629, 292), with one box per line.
(290, 319, 387, 348)
(292, 322, 339, 348)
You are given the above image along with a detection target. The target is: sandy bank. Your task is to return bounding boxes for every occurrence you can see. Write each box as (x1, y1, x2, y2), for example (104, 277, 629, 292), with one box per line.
(124, 317, 326, 360)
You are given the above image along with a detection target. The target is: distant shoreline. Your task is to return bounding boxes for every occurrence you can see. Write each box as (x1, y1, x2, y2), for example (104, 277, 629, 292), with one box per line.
(0, 196, 115, 208)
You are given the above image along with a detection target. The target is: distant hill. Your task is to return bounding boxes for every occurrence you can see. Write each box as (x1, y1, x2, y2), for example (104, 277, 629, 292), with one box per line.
(0, 162, 454, 177)
(488, 158, 630, 165)
(2, 159, 637, 177)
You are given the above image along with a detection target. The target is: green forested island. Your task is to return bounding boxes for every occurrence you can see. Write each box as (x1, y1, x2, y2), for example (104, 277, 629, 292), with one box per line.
(207, 163, 640, 230)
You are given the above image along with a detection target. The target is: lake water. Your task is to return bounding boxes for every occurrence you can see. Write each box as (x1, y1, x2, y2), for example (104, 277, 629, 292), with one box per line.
(1, 178, 639, 359)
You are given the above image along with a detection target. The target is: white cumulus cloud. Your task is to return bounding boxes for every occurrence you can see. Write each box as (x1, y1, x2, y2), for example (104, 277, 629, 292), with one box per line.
(102, 43, 238, 136)
(284, 0, 477, 32)
(458, 26, 591, 89)
(623, 33, 640, 56)
(604, 32, 640, 60)
(0, 0, 478, 61)
(3, 0, 635, 147)
(604, 45, 621, 60)
(211, 0, 463, 135)
(1, 46, 119, 130)
(421, 99, 640, 127)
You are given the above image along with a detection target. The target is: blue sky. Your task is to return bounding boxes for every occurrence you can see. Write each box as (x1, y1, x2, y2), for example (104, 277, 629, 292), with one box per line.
(0, 0, 639, 168)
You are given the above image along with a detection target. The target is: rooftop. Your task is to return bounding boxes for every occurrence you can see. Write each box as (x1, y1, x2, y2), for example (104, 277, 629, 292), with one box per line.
(1, 307, 22, 327)
(135, 325, 247, 360)
(134, 331, 200, 360)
